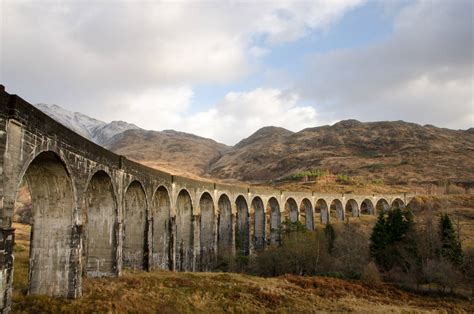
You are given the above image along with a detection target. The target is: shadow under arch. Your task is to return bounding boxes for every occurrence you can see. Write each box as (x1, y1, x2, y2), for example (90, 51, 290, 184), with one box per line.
(217, 194, 233, 257)
(315, 199, 329, 224)
(360, 199, 375, 215)
(235, 195, 250, 256)
(20, 151, 77, 297)
(266, 197, 281, 245)
(199, 192, 215, 271)
(284, 198, 299, 223)
(345, 199, 359, 218)
(300, 198, 314, 231)
(84, 170, 118, 277)
(376, 198, 390, 213)
(123, 180, 147, 270)
(251, 196, 265, 251)
(176, 189, 194, 271)
(151, 186, 171, 270)
(330, 199, 344, 222)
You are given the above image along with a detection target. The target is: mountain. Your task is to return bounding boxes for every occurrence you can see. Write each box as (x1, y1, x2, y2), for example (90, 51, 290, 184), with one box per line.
(35, 104, 139, 145)
(106, 129, 229, 179)
(208, 120, 474, 187)
(35, 104, 474, 190)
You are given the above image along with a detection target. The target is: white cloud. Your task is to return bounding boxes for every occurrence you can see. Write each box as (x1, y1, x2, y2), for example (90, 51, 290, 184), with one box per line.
(0, 0, 362, 123)
(301, 0, 474, 129)
(180, 88, 320, 144)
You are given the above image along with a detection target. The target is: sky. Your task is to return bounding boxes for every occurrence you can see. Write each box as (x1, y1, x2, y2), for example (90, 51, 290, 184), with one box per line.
(1, 0, 473, 145)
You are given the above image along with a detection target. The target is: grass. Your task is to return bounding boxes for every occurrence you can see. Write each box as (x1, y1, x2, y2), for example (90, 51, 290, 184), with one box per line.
(11, 220, 473, 313)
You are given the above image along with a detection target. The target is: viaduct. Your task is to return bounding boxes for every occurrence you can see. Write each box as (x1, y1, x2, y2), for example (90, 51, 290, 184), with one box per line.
(0, 86, 413, 311)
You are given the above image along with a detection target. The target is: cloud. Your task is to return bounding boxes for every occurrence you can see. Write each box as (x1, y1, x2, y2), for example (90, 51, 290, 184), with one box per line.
(179, 88, 320, 145)
(0, 0, 362, 123)
(300, 0, 474, 129)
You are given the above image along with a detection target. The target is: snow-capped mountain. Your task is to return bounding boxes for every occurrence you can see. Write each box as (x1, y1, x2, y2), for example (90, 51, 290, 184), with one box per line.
(35, 103, 140, 146)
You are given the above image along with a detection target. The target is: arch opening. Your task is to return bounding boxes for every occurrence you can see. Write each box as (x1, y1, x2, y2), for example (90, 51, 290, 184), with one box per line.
(18, 151, 75, 296)
(266, 197, 281, 245)
(300, 198, 313, 231)
(199, 192, 215, 271)
(360, 199, 375, 215)
(330, 199, 345, 222)
(376, 199, 390, 213)
(123, 181, 147, 270)
(151, 186, 170, 270)
(315, 199, 329, 224)
(391, 198, 405, 209)
(176, 189, 194, 271)
(345, 199, 359, 218)
(84, 171, 117, 277)
(284, 198, 298, 223)
(251, 197, 265, 251)
(236, 196, 250, 256)
(217, 194, 233, 257)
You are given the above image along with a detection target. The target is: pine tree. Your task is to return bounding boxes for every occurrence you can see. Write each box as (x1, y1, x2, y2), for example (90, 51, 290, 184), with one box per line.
(439, 213, 464, 268)
(370, 211, 388, 268)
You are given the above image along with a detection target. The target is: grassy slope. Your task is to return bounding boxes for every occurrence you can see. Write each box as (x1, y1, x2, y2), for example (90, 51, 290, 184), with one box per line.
(12, 222, 473, 313)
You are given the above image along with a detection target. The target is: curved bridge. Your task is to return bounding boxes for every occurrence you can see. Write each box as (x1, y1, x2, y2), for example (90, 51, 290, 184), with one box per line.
(0, 86, 414, 310)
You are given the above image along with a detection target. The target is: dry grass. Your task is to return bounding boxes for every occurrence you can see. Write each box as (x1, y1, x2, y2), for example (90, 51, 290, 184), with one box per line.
(12, 221, 473, 313)
(12, 270, 474, 313)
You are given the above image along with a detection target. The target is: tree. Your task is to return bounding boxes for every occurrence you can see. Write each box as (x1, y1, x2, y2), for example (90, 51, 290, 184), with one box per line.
(439, 213, 464, 268)
(370, 208, 415, 271)
(324, 224, 336, 255)
(370, 211, 388, 268)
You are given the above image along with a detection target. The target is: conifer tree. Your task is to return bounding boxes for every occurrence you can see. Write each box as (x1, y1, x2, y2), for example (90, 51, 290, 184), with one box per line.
(370, 211, 388, 268)
(439, 213, 463, 268)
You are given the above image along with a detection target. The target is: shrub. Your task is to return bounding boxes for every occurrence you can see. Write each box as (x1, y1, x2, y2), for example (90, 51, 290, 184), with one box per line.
(361, 262, 381, 284)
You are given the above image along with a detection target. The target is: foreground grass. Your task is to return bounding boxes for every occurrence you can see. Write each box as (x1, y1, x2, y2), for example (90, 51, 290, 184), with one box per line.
(13, 270, 474, 313)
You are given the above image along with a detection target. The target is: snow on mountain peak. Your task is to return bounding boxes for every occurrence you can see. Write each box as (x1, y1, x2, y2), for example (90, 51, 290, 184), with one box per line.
(34, 103, 140, 146)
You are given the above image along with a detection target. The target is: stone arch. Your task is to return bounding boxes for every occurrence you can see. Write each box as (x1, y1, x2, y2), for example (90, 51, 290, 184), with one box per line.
(199, 192, 215, 271)
(235, 195, 250, 256)
(266, 197, 281, 245)
(300, 198, 314, 231)
(284, 198, 299, 223)
(315, 199, 329, 224)
(376, 198, 390, 213)
(330, 199, 344, 221)
(123, 180, 147, 270)
(251, 196, 265, 251)
(176, 189, 194, 271)
(360, 199, 375, 215)
(20, 151, 76, 296)
(150, 186, 171, 270)
(345, 199, 359, 217)
(217, 194, 233, 256)
(391, 198, 405, 208)
(84, 170, 118, 277)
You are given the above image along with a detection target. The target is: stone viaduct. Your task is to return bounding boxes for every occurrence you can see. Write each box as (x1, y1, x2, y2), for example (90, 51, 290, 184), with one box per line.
(0, 86, 413, 311)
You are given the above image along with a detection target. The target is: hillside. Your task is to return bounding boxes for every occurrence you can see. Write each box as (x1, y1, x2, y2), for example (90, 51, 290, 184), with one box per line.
(106, 129, 229, 179)
(35, 104, 474, 191)
(209, 120, 474, 188)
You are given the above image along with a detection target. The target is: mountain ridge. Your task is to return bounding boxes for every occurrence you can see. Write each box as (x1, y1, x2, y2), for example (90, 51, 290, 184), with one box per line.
(35, 103, 474, 190)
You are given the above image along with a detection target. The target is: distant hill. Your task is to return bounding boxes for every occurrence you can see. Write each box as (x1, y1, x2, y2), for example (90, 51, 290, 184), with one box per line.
(36, 104, 474, 189)
(209, 120, 474, 187)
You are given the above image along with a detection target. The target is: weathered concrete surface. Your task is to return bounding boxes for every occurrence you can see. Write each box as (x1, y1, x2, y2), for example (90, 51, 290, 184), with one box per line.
(0, 87, 414, 312)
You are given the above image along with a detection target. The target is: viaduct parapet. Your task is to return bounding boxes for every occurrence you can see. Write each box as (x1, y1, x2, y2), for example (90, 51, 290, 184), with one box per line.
(0, 86, 413, 311)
